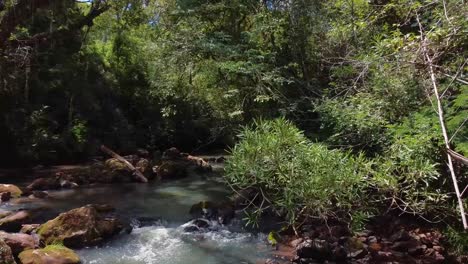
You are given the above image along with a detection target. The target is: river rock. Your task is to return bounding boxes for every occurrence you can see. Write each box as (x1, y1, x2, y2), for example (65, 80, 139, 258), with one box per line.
(155, 148, 212, 179)
(189, 201, 235, 224)
(102, 159, 133, 182)
(296, 239, 332, 261)
(0, 211, 32, 232)
(31, 191, 48, 199)
(155, 160, 188, 179)
(1, 191, 11, 202)
(20, 224, 41, 234)
(0, 239, 16, 264)
(19, 245, 80, 264)
(38, 204, 126, 248)
(183, 218, 211, 232)
(0, 231, 37, 254)
(0, 184, 23, 198)
(26, 178, 60, 191)
(135, 158, 152, 178)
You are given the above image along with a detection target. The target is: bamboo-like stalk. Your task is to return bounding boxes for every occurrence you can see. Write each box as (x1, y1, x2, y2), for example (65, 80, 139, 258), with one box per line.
(417, 15, 467, 229)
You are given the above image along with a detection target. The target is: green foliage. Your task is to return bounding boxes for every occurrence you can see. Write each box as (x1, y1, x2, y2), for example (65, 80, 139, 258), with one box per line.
(225, 118, 370, 224)
(444, 226, 468, 255)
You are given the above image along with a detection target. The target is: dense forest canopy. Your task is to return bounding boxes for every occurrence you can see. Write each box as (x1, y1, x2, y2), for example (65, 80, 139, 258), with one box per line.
(0, 0, 467, 234)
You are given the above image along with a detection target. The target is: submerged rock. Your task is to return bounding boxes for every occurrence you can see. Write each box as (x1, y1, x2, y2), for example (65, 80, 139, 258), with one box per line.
(183, 218, 211, 232)
(0, 184, 23, 198)
(19, 245, 80, 264)
(189, 200, 235, 225)
(38, 204, 126, 248)
(0, 238, 16, 264)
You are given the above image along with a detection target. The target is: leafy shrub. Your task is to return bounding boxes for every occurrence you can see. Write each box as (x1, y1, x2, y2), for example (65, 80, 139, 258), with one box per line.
(225, 118, 370, 225)
(316, 94, 389, 154)
(372, 110, 452, 220)
(444, 225, 468, 255)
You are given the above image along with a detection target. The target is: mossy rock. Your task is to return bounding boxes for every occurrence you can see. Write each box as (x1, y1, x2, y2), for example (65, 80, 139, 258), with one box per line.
(0, 239, 16, 264)
(0, 184, 23, 198)
(38, 204, 125, 248)
(19, 245, 80, 264)
(155, 160, 189, 179)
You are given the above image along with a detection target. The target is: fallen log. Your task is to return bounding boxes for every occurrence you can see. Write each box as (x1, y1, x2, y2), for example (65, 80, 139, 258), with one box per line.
(100, 145, 148, 183)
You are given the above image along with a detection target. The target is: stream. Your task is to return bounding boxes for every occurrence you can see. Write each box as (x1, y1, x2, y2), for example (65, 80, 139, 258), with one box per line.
(0, 161, 271, 264)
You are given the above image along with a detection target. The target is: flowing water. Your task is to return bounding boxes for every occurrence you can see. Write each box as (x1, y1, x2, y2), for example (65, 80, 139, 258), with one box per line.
(0, 162, 271, 264)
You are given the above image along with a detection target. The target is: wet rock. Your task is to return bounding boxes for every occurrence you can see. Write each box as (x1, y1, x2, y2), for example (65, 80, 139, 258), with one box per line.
(0, 184, 23, 198)
(130, 217, 161, 228)
(103, 158, 133, 182)
(19, 245, 80, 264)
(332, 245, 347, 261)
(215, 156, 226, 163)
(31, 191, 48, 199)
(186, 155, 212, 172)
(38, 204, 126, 248)
(155, 148, 212, 179)
(135, 158, 153, 179)
(0, 211, 32, 232)
(0, 239, 16, 264)
(1, 191, 11, 202)
(408, 244, 427, 256)
(0, 231, 37, 254)
(390, 229, 411, 242)
(155, 160, 188, 179)
(183, 218, 211, 232)
(368, 242, 382, 252)
(296, 239, 331, 261)
(26, 178, 60, 191)
(391, 239, 420, 252)
(329, 225, 350, 238)
(290, 238, 303, 248)
(347, 248, 368, 259)
(189, 201, 235, 225)
(20, 224, 41, 234)
(59, 180, 79, 189)
(162, 147, 181, 159)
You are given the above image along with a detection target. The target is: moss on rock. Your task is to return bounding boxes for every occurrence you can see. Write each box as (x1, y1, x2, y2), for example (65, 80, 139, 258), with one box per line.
(19, 245, 80, 264)
(0, 184, 23, 198)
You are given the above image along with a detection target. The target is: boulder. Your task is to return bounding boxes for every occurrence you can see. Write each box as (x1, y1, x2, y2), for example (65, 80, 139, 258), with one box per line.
(0, 184, 23, 198)
(0, 211, 32, 232)
(189, 201, 235, 225)
(0, 239, 16, 264)
(0, 231, 37, 254)
(26, 178, 60, 191)
(186, 155, 212, 172)
(38, 204, 126, 248)
(31, 191, 48, 199)
(19, 245, 80, 264)
(296, 239, 332, 261)
(135, 158, 152, 177)
(162, 147, 181, 159)
(102, 158, 141, 183)
(154, 148, 213, 179)
(155, 160, 188, 179)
